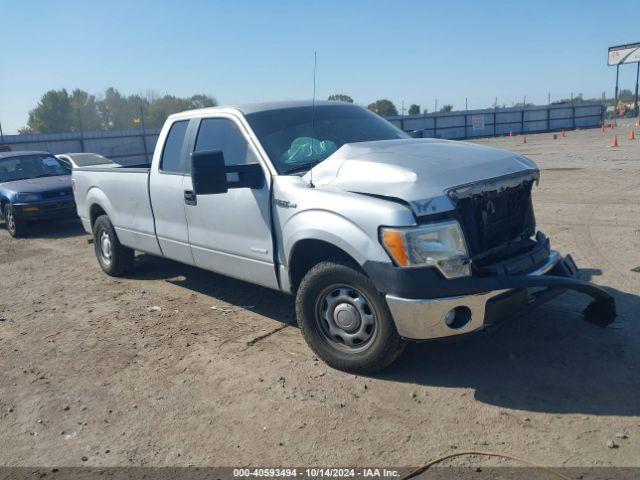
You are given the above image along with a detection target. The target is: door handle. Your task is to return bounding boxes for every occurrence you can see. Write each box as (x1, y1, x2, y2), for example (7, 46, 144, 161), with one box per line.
(184, 190, 197, 206)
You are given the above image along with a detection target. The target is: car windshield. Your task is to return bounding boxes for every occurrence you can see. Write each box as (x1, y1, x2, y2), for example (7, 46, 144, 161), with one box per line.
(0, 154, 70, 182)
(245, 105, 408, 174)
(67, 153, 114, 167)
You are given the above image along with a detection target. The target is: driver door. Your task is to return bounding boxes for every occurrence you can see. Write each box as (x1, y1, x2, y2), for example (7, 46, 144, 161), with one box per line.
(183, 115, 278, 289)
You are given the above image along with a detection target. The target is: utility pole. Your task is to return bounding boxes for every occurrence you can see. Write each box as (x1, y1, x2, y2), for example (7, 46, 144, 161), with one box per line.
(140, 105, 149, 164)
(434, 98, 438, 113)
(614, 64, 620, 126)
(77, 109, 85, 152)
(634, 62, 639, 117)
(465, 97, 468, 111)
(548, 92, 551, 105)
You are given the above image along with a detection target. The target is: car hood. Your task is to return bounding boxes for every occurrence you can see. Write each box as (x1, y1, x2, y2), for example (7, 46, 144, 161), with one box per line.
(1, 175, 72, 194)
(304, 138, 539, 216)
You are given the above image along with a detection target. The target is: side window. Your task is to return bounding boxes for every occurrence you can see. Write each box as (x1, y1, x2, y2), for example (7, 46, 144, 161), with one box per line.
(160, 120, 189, 173)
(194, 118, 257, 166)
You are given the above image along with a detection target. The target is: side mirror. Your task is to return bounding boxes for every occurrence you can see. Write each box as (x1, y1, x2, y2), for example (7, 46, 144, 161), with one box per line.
(190, 150, 264, 195)
(409, 130, 424, 138)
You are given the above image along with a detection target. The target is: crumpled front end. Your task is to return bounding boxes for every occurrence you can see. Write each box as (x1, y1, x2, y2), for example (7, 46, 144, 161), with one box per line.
(382, 249, 615, 340)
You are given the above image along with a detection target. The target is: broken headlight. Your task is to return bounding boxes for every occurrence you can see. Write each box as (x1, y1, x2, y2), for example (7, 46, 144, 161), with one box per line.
(380, 220, 471, 278)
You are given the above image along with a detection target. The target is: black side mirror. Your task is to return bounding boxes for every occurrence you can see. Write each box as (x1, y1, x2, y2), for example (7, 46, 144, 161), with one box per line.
(191, 150, 264, 195)
(409, 130, 424, 138)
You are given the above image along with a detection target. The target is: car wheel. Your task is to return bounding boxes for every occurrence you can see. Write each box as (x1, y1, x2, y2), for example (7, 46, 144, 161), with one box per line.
(93, 214, 134, 276)
(295, 259, 406, 373)
(4, 204, 27, 238)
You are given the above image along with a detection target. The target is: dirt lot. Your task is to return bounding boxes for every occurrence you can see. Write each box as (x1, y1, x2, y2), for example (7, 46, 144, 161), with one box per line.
(0, 126, 639, 469)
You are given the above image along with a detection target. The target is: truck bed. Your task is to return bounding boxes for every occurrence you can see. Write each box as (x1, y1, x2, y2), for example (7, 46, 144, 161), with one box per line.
(72, 165, 161, 255)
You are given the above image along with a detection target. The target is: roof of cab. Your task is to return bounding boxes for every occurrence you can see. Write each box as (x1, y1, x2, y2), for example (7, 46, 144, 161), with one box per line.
(167, 100, 353, 120)
(0, 150, 51, 160)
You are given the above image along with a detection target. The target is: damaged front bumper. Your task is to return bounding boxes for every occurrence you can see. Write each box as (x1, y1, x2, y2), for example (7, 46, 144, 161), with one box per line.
(382, 251, 616, 340)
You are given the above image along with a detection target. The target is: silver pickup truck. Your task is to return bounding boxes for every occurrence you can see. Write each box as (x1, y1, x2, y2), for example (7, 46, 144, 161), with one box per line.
(72, 101, 615, 372)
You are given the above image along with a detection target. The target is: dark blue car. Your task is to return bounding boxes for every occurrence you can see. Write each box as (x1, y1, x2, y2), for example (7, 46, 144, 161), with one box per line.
(0, 151, 76, 237)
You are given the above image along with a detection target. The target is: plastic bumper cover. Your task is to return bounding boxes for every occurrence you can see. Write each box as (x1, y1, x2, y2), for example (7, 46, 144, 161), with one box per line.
(385, 251, 616, 340)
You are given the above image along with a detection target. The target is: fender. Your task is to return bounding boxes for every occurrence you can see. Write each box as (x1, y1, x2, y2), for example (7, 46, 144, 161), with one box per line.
(282, 209, 392, 269)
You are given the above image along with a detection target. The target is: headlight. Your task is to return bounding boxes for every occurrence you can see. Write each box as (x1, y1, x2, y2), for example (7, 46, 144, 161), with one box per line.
(16, 193, 40, 202)
(380, 220, 471, 278)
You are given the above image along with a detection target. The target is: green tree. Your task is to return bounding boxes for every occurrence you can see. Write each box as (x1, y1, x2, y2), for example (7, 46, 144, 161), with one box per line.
(439, 104, 453, 113)
(24, 89, 74, 133)
(70, 89, 101, 131)
(408, 104, 420, 115)
(328, 94, 354, 103)
(96, 87, 142, 130)
(187, 94, 218, 110)
(367, 99, 398, 116)
(22, 88, 218, 132)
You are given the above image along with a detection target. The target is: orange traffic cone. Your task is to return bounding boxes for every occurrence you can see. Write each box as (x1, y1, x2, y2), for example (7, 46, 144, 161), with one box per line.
(561, 130, 566, 137)
(630, 130, 635, 140)
(610, 121, 615, 131)
(612, 135, 619, 147)
(509, 130, 513, 137)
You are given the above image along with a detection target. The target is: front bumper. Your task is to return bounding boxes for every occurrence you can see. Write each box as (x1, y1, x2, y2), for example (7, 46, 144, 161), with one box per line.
(13, 199, 77, 220)
(385, 251, 615, 340)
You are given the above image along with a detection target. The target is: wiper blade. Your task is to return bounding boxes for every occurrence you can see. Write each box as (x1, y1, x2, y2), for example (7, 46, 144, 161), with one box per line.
(282, 161, 320, 175)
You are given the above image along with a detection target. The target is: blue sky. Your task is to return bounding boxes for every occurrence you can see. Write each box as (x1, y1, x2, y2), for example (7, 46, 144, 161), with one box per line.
(1, 0, 638, 133)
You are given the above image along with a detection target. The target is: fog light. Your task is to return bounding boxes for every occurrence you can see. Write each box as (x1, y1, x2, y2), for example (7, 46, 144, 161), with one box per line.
(443, 306, 472, 329)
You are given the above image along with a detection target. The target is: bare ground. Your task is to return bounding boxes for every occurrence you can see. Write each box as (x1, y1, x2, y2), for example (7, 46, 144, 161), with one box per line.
(0, 126, 639, 468)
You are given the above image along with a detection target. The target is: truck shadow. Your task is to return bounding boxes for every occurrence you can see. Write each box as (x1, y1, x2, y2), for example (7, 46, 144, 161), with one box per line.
(129, 256, 640, 416)
(131, 253, 297, 325)
(378, 269, 640, 416)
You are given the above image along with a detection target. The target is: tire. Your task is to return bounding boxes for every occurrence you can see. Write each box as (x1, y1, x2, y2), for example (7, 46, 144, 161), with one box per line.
(4, 204, 27, 238)
(295, 259, 406, 373)
(92, 214, 134, 276)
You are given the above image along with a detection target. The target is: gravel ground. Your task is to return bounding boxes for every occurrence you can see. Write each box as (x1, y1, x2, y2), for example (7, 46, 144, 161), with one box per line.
(0, 125, 638, 469)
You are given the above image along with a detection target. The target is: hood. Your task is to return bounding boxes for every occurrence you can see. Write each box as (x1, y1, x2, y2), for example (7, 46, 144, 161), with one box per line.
(1, 175, 72, 194)
(304, 138, 538, 216)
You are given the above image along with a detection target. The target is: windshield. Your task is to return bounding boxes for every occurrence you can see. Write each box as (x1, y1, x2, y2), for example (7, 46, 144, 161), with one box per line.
(0, 154, 70, 182)
(68, 153, 114, 167)
(245, 105, 408, 174)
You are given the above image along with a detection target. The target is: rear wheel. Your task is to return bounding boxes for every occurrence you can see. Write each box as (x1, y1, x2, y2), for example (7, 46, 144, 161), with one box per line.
(295, 259, 406, 373)
(4, 204, 27, 238)
(93, 214, 134, 276)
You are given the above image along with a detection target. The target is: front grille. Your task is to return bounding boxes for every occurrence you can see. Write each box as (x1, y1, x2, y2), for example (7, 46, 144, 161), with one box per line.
(455, 180, 536, 258)
(41, 189, 72, 199)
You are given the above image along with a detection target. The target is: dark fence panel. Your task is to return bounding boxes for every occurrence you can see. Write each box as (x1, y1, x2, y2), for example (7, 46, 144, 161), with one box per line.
(387, 103, 604, 139)
(1, 128, 161, 165)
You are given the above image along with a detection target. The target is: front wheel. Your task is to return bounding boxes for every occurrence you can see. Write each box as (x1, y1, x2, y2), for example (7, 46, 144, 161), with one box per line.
(92, 214, 134, 276)
(4, 204, 27, 238)
(295, 260, 406, 373)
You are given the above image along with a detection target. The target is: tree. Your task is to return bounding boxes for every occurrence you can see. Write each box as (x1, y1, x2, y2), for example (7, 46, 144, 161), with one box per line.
(439, 104, 453, 113)
(408, 104, 420, 115)
(24, 89, 74, 133)
(328, 94, 354, 103)
(70, 89, 101, 131)
(367, 99, 398, 116)
(21, 88, 218, 133)
(187, 94, 218, 110)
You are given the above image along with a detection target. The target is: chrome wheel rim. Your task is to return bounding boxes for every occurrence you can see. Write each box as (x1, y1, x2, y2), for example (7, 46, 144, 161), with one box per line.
(98, 230, 112, 265)
(6, 209, 15, 233)
(314, 284, 377, 353)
